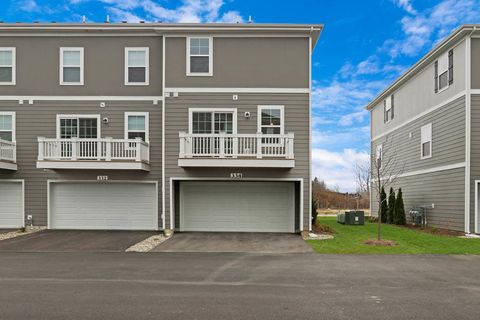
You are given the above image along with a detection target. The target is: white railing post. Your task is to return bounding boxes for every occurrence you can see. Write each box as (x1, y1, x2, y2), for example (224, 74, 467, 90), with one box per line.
(135, 137, 142, 162)
(286, 133, 295, 159)
(105, 137, 112, 161)
(232, 135, 238, 158)
(97, 139, 102, 160)
(256, 132, 262, 159)
(37, 137, 45, 161)
(179, 132, 186, 158)
(219, 134, 225, 158)
(12, 141, 16, 163)
(71, 138, 78, 160)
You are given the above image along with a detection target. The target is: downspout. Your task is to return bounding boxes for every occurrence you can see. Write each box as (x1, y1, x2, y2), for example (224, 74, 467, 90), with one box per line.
(465, 26, 476, 234)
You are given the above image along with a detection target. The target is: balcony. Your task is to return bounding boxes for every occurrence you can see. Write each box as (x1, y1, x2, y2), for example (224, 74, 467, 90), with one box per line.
(0, 139, 17, 170)
(178, 132, 295, 168)
(37, 137, 150, 171)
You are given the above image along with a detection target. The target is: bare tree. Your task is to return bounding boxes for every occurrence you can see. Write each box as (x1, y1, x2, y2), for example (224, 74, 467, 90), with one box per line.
(371, 135, 405, 240)
(354, 160, 370, 195)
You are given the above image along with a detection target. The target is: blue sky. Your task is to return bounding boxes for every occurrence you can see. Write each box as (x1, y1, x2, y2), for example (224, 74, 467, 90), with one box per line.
(3, 0, 480, 191)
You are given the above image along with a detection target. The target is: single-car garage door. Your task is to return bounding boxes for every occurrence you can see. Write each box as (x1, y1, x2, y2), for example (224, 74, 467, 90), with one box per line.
(0, 181, 23, 228)
(180, 181, 295, 233)
(49, 182, 157, 230)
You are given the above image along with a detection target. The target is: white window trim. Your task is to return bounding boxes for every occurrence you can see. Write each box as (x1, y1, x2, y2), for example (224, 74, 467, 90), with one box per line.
(420, 123, 432, 160)
(257, 105, 285, 135)
(186, 37, 213, 77)
(55, 114, 101, 139)
(125, 47, 149, 86)
(188, 108, 237, 134)
(0, 111, 16, 141)
(0, 47, 16, 86)
(124, 112, 149, 142)
(436, 52, 450, 93)
(59, 47, 84, 86)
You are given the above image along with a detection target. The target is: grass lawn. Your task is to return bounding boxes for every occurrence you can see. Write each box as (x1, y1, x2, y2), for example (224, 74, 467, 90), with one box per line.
(307, 217, 480, 254)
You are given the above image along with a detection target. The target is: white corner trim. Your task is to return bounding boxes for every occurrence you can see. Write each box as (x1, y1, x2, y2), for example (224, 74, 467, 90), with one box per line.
(186, 36, 213, 77)
(37, 161, 150, 171)
(124, 47, 150, 86)
(162, 36, 166, 231)
(0, 47, 16, 85)
(308, 35, 312, 232)
(0, 96, 163, 103)
(465, 34, 472, 233)
(475, 180, 480, 234)
(124, 112, 150, 142)
(165, 87, 310, 94)
(59, 47, 84, 86)
(371, 90, 467, 141)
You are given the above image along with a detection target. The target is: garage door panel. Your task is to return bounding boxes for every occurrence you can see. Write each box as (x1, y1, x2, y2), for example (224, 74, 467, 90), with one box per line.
(50, 182, 157, 230)
(180, 181, 294, 233)
(0, 182, 23, 228)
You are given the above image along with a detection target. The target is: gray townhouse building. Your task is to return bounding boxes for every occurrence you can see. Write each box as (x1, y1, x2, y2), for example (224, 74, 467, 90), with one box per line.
(368, 25, 480, 233)
(0, 23, 322, 233)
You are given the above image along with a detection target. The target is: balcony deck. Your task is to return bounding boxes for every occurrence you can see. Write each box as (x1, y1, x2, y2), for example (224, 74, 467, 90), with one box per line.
(0, 139, 17, 170)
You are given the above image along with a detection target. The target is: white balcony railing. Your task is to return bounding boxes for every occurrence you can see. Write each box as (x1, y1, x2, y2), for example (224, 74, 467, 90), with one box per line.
(179, 132, 294, 159)
(37, 137, 149, 163)
(0, 139, 16, 163)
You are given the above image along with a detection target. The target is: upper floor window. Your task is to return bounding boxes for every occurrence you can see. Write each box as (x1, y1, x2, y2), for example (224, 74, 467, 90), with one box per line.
(434, 49, 453, 93)
(60, 47, 84, 85)
(421, 123, 432, 159)
(187, 37, 213, 76)
(383, 94, 394, 123)
(125, 112, 149, 141)
(189, 108, 236, 134)
(125, 47, 149, 85)
(57, 115, 100, 139)
(0, 112, 15, 141)
(258, 106, 284, 135)
(0, 48, 16, 85)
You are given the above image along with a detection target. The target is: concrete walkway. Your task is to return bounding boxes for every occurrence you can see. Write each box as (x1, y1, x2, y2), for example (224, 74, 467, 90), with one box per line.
(152, 232, 314, 253)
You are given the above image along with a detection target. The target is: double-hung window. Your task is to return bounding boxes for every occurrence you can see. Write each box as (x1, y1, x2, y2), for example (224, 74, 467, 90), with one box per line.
(0, 48, 15, 85)
(434, 49, 453, 93)
(60, 48, 84, 85)
(0, 112, 15, 141)
(258, 106, 284, 135)
(125, 47, 149, 85)
(187, 37, 213, 76)
(125, 112, 149, 141)
(383, 94, 394, 123)
(421, 123, 432, 159)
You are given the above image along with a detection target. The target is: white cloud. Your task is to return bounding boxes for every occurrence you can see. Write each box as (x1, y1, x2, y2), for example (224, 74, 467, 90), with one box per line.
(312, 148, 370, 192)
(338, 109, 369, 126)
(19, 0, 40, 12)
(392, 0, 417, 15)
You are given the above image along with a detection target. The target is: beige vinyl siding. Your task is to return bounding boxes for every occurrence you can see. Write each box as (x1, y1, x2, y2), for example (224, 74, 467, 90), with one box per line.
(164, 93, 310, 231)
(371, 39, 466, 138)
(372, 95, 465, 174)
(0, 101, 163, 227)
(165, 37, 309, 88)
(0, 36, 163, 96)
(371, 167, 465, 231)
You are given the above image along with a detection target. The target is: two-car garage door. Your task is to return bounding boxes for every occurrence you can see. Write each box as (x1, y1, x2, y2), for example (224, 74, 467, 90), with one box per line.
(180, 181, 295, 233)
(49, 182, 158, 230)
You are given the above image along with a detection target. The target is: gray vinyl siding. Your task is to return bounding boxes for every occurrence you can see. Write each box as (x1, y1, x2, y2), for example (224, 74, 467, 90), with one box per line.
(165, 37, 309, 88)
(372, 95, 466, 174)
(471, 39, 480, 89)
(0, 36, 163, 96)
(371, 167, 465, 231)
(0, 101, 163, 227)
(371, 39, 466, 138)
(469, 94, 480, 232)
(164, 93, 310, 231)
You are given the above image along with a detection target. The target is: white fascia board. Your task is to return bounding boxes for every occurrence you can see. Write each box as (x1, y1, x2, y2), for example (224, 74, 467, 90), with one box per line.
(0, 96, 163, 103)
(165, 87, 309, 94)
(0, 162, 17, 170)
(178, 158, 295, 168)
(37, 161, 150, 171)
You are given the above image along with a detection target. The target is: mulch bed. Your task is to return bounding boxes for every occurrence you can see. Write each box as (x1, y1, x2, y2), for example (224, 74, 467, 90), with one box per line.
(364, 239, 398, 246)
(313, 222, 336, 235)
(401, 224, 464, 237)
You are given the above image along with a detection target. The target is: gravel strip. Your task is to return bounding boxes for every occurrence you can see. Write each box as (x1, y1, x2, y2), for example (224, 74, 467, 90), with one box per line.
(0, 227, 45, 241)
(126, 234, 169, 252)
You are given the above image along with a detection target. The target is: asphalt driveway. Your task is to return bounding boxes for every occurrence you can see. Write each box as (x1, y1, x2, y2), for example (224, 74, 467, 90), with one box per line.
(0, 230, 157, 252)
(152, 232, 313, 253)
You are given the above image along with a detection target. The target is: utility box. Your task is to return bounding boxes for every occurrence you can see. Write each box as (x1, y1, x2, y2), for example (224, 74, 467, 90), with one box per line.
(338, 211, 364, 225)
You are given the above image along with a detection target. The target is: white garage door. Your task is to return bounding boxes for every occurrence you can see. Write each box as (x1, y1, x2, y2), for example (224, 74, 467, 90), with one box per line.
(50, 182, 157, 230)
(180, 181, 295, 233)
(0, 181, 23, 228)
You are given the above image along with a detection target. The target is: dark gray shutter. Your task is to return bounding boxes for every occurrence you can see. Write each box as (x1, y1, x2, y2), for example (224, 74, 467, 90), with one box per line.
(391, 94, 394, 120)
(434, 60, 438, 93)
(448, 49, 453, 85)
(384, 100, 387, 123)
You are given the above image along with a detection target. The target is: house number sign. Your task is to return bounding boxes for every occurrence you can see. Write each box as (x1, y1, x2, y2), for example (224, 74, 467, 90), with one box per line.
(230, 173, 243, 179)
(97, 175, 109, 181)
